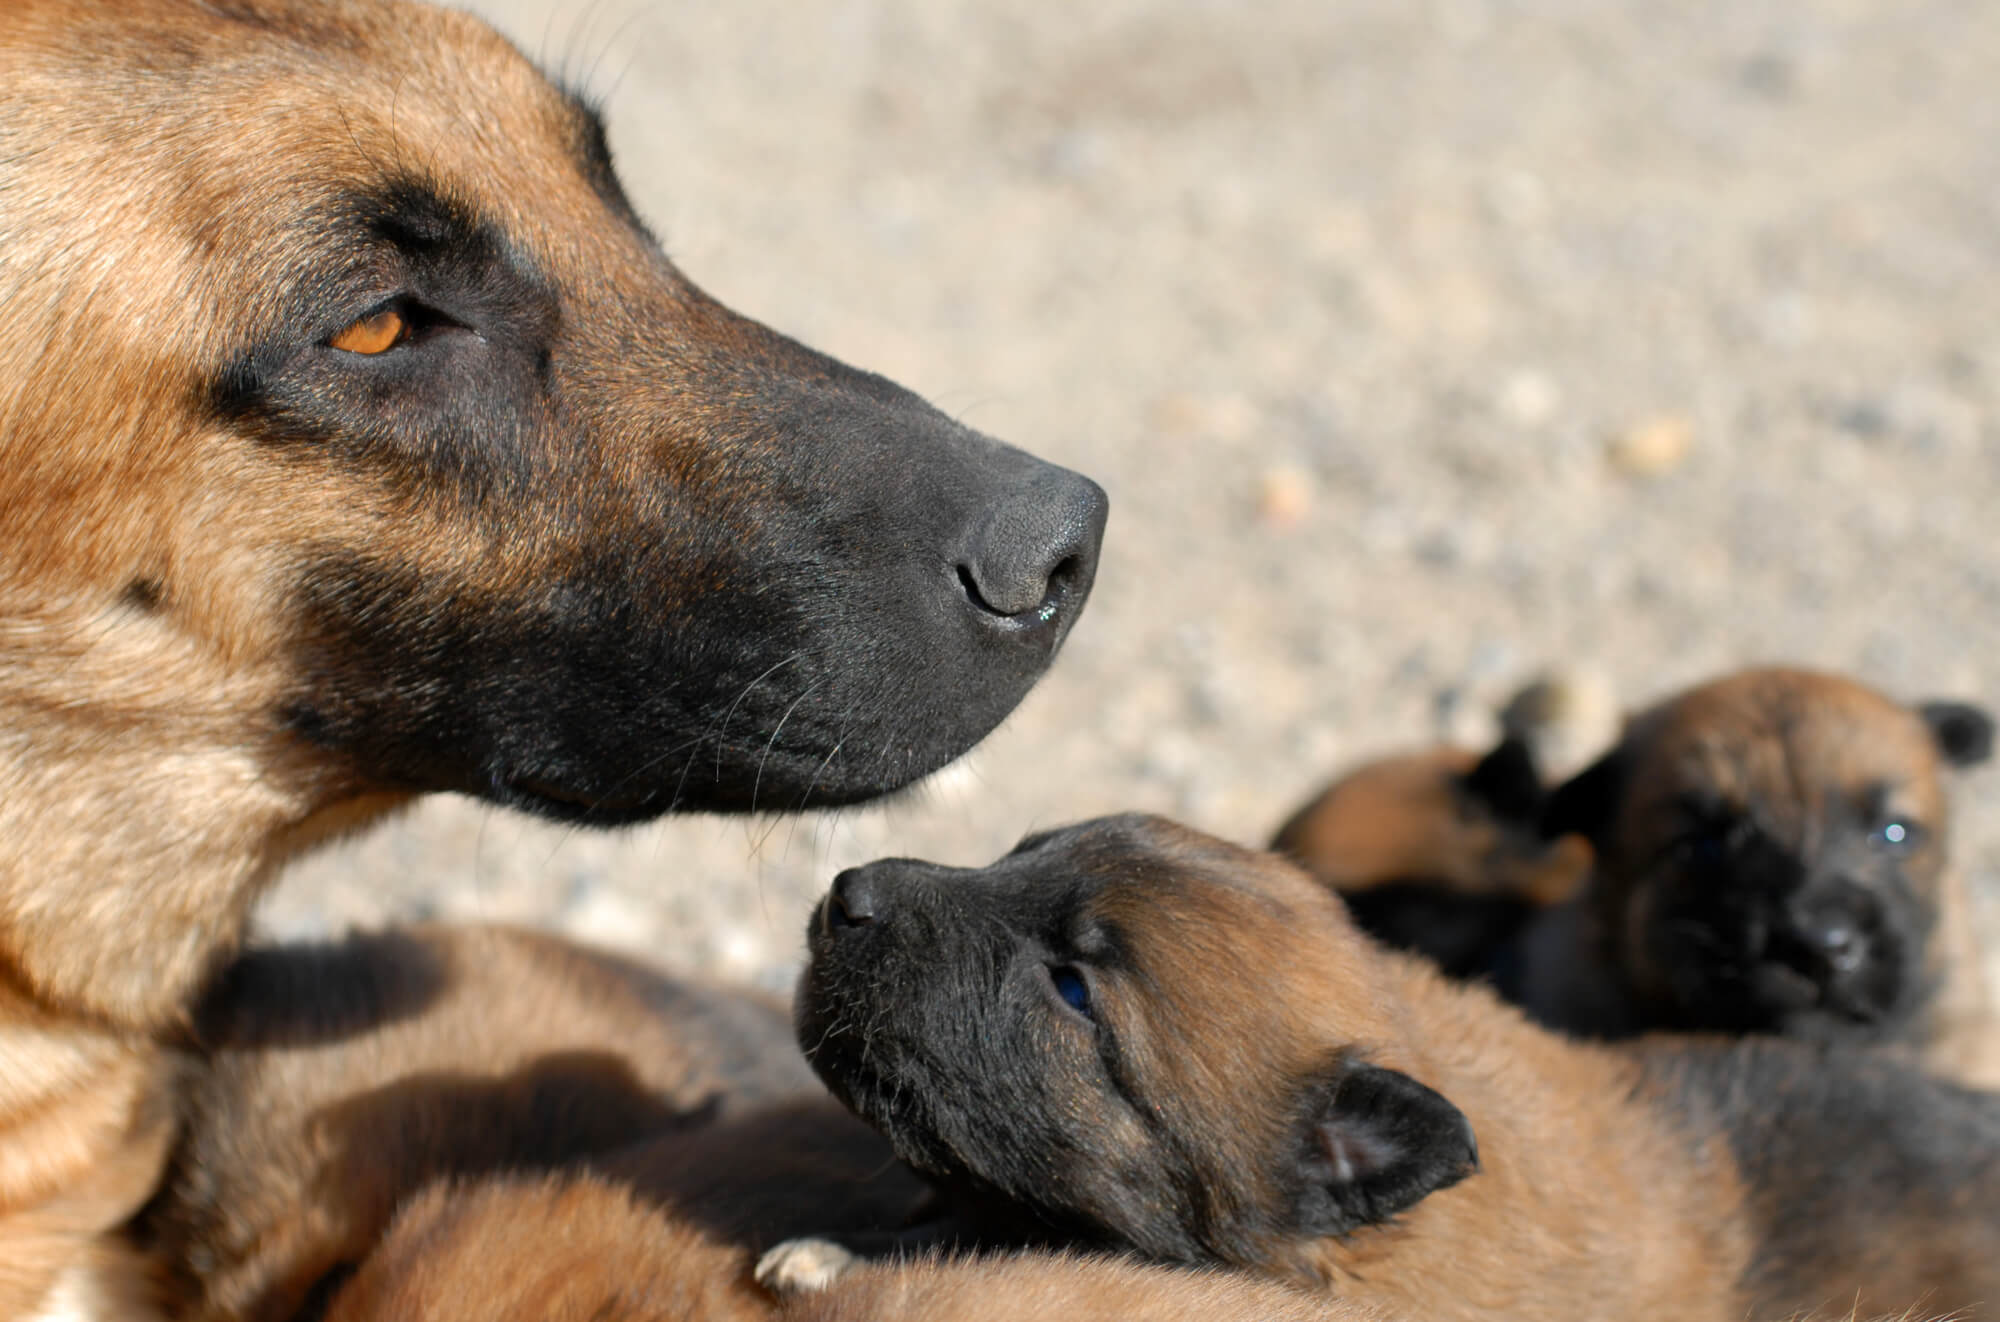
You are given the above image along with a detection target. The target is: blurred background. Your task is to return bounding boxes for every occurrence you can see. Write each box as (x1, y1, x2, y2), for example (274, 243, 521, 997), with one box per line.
(266, 0, 2000, 994)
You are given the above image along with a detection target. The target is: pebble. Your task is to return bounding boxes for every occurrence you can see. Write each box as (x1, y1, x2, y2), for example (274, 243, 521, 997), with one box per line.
(1606, 414, 1694, 478)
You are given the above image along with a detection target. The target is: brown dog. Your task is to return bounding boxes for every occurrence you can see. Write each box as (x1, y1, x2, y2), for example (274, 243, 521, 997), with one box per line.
(792, 814, 2000, 1321)
(0, 0, 1103, 1309)
(1271, 736, 1591, 980)
(1520, 668, 1996, 1080)
(322, 1170, 1375, 1322)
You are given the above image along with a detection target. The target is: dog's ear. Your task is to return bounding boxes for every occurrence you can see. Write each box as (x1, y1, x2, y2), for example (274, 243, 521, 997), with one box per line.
(1459, 735, 1542, 824)
(1918, 701, 1994, 769)
(1539, 747, 1627, 842)
(1287, 1060, 1479, 1237)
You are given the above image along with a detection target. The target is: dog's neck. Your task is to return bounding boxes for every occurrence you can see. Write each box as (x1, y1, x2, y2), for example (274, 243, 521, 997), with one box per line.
(1294, 947, 1753, 1317)
(0, 598, 400, 1031)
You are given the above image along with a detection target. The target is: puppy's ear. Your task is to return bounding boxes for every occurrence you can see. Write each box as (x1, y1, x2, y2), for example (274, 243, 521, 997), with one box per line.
(1539, 748, 1627, 842)
(1459, 735, 1542, 824)
(1918, 701, 1994, 769)
(1288, 1060, 1479, 1237)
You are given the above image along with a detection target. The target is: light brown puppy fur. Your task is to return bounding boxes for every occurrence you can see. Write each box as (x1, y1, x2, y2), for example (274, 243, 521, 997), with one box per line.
(1273, 742, 1585, 909)
(1271, 737, 1590, 981)
(795, 815, 2000, 1321)
(790, 1253, 1385, 1322)
(135, 924, 841, 1322)
(325, 1171, 1378, 1322)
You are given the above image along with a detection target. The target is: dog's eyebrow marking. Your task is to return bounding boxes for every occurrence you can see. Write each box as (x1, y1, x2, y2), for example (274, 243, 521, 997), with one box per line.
(357, 176, 505, 261)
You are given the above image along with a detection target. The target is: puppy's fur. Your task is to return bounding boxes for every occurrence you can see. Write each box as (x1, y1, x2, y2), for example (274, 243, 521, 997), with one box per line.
(797, 814, 2000, 1321)
(1522, 668, 1996, 1080)
(1271, 736, 1590, 980)
(325, 1171, 1374, 1322)
(0, 0, 1102, 1308)
(134, 925, 899, 1322)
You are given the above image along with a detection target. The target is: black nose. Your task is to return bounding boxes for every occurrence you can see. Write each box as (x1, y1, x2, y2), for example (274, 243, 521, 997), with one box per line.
(1801, 916, 1868, 976)
(825, 867, 881, 933)
(956, 467, 1108, 631)
(1775, 883, 1880, 980)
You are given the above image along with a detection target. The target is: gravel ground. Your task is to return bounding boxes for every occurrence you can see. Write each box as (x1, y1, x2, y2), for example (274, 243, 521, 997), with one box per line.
(267, 0, 2000, 1000)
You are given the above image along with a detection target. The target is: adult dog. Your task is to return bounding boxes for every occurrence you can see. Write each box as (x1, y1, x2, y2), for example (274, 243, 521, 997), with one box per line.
(0, 0, 1105, 1313)
(790, 816, 2000, 1321)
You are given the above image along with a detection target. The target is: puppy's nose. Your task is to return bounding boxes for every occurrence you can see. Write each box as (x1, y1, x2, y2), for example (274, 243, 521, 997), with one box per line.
(1803, 917, 1867, 976)
(956, 469, 1108, 626)
(1783, 883, 1880, 979)
(825, 868, 881, 932)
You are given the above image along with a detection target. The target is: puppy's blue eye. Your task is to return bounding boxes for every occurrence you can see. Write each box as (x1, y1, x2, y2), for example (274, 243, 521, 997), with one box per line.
(1872, 820, 1912, 848)
(1050, 965, 1093, 1019)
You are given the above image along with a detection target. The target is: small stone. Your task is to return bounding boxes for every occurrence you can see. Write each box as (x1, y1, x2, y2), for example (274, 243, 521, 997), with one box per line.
(1606, 414, 1693, 478)
(1498, 370, 1560, 427)
(1258, 465, 1313, 528)
(1500, 667, 1621, 781)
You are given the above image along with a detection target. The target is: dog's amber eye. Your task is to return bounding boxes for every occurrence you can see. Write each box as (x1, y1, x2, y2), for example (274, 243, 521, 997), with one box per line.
(330, 306, 408, 355)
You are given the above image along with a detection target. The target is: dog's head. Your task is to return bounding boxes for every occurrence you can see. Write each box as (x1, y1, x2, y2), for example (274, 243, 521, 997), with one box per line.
(1, 0, 1105, 1021)
(1542, 668, 1993, 1040)
(796, 814, 1480, 1277)
(0, 0, 1103, 822)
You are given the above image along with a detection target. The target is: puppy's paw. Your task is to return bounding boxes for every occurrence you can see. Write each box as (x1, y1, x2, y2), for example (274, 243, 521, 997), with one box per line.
(755, 1237, 858, 1294)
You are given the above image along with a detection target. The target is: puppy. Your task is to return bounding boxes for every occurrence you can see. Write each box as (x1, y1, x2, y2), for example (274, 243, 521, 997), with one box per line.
(144, 923, 1341, 1322)
(793, 814, 2000, 1321)
(1, 1, 1104, 1311)
(1522, 668, 1996, 1080)
(1271, 736, 1591, 980)
(133, 925, 901, 1322)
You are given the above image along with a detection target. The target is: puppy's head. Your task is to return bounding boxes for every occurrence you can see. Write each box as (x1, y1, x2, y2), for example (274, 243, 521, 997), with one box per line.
(796, 815, 1479, 1277)
(1543, 668, 1993, 1040)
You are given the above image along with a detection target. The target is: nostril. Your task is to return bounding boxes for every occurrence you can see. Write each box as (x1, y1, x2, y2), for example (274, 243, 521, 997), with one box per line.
(956, 563, 1007, 618)
(1814, 922, 1866, 974)
(955, 470, 1108, 629)
(956, 555, 1079, 623)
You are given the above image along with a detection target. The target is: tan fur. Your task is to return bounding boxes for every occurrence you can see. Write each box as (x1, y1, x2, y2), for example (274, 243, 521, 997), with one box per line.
(1272, 744, 1590, 905)
(324, 1171, 1379, 1322)
(0, 4, 666, 1309)
(1108, 825, 1999, 1317)
(1088, 841, 1752, 1318)
(0, 0, 610, 1032)
(790, 1252, 1382, 1322)
(322, 1174, 770, 1322)
(137, 924, 834, 1322)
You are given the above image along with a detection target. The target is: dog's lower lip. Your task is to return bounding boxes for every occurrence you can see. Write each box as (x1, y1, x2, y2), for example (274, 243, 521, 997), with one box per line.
(500, 773, 642, 816)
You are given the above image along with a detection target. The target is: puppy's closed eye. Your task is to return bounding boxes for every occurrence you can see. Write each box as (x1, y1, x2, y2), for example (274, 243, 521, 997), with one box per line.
(1047, 964, 1093, 1022)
